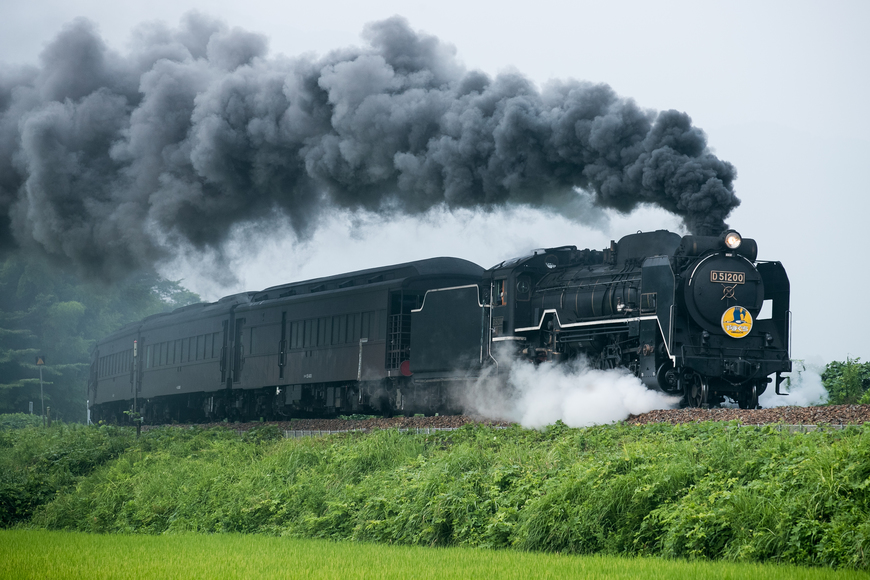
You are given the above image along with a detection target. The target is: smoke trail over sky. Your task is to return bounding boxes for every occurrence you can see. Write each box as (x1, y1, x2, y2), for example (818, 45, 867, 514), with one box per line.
(0, 13, 739, 279)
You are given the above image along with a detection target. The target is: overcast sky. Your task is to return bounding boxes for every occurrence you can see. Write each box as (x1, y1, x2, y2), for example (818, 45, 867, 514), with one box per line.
(2, 0, 868, 364)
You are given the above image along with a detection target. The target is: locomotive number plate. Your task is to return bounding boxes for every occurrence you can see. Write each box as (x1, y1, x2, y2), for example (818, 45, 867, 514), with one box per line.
(711, 270, 745, 284)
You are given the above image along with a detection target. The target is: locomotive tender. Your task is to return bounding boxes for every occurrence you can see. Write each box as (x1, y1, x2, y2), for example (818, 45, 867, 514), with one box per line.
(88, 229, 791, 423)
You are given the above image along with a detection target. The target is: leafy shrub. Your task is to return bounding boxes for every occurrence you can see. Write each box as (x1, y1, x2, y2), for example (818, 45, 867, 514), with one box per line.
(18, 422, 870, 569)
(822, 358, 870, 404)
(0, 422, 134, 526)
(0, 414, 42, 430)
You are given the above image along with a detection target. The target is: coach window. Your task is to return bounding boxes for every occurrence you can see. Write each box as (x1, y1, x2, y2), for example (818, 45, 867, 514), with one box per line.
(317, 317, 328, 346)
(338, 315, 347, 344)
(361, 312, 371, 339)
(304, 320, 314, 348)
(331, 317, 341, 345)
(290, 322, 299, 349)
(351, 313, 361, 342)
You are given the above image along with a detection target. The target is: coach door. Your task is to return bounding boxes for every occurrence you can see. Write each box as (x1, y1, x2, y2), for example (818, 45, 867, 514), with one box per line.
(232, 317, 246, 384)
(279, 312, 287, 380)
(220, 320, 230, 387)
(386, 291, 422, 371)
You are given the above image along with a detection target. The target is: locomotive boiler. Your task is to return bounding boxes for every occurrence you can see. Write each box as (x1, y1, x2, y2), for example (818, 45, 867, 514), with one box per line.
(88, 228, 791, 423)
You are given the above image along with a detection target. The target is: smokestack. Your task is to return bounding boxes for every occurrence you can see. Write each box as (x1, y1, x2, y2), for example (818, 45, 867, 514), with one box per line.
(0, 14, 739, 279)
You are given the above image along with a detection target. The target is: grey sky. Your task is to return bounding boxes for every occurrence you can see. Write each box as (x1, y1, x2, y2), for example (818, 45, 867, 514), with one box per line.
(1, 0, 868, 363)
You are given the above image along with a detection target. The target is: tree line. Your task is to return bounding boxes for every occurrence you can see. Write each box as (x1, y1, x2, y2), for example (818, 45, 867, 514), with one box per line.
(0, 255, 199, 422)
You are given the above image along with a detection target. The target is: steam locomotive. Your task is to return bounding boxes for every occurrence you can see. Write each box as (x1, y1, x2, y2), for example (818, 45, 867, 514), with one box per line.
(88, 229, 791, 423)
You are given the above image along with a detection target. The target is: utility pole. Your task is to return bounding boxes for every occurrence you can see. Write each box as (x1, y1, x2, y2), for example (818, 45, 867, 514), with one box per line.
(133, 340, 140, 438)
(35, 355, 46, 427)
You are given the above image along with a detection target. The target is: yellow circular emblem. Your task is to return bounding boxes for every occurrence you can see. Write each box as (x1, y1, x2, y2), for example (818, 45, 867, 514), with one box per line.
(721, 306, 753, 338)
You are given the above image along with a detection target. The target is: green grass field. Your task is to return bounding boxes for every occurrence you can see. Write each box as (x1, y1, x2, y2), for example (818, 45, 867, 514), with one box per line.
(2, 530, 867, 580)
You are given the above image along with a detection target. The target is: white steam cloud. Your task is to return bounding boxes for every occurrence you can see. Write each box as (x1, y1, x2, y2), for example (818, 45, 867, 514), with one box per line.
(759, 361, 828, 407)
(462, 357, 680, 429)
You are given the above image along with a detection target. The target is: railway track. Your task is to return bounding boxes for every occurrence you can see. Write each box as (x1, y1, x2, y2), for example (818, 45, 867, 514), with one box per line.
(140, 404, 870, 436)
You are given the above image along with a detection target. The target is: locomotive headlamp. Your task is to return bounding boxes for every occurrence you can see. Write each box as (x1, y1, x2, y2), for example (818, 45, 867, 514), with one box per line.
(723, 230, 742, 250)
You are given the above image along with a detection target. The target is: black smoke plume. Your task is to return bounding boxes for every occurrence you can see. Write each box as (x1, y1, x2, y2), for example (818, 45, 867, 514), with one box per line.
(0, 14, 738, 279)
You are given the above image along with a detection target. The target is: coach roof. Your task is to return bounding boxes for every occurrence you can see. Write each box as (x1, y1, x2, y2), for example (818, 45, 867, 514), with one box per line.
(249, 257, 483, 302)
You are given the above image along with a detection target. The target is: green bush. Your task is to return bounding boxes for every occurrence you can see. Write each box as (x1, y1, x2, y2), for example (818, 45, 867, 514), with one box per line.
(0, 421, 134, 526)
(822, 358, 870, 404)
(0, 414, 42, 430)
(15, 422, 870, 569)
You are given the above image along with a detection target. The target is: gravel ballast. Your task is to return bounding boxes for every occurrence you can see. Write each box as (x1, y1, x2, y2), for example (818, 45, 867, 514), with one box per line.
(165, 404, 870, 434)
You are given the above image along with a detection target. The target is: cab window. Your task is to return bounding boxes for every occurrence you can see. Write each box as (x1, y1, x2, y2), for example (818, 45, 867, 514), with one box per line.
(493, 279, 506, 306)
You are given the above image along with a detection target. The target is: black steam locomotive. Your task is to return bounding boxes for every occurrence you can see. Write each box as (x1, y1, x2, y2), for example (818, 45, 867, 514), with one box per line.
(88, 229, 791, 423)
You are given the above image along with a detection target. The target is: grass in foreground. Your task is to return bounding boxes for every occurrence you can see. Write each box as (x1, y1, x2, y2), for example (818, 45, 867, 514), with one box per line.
(2, 530, 866, 580)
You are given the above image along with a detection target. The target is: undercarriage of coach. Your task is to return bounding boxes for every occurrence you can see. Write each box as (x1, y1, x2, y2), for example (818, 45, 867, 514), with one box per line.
(91, 376, 466, 425)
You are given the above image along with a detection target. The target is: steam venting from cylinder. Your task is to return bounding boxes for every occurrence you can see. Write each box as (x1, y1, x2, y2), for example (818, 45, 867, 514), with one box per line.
(0, 14, 739, 279)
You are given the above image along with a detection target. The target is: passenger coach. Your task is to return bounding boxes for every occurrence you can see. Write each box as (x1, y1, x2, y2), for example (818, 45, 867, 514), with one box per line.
(88, 258, 484, 423)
